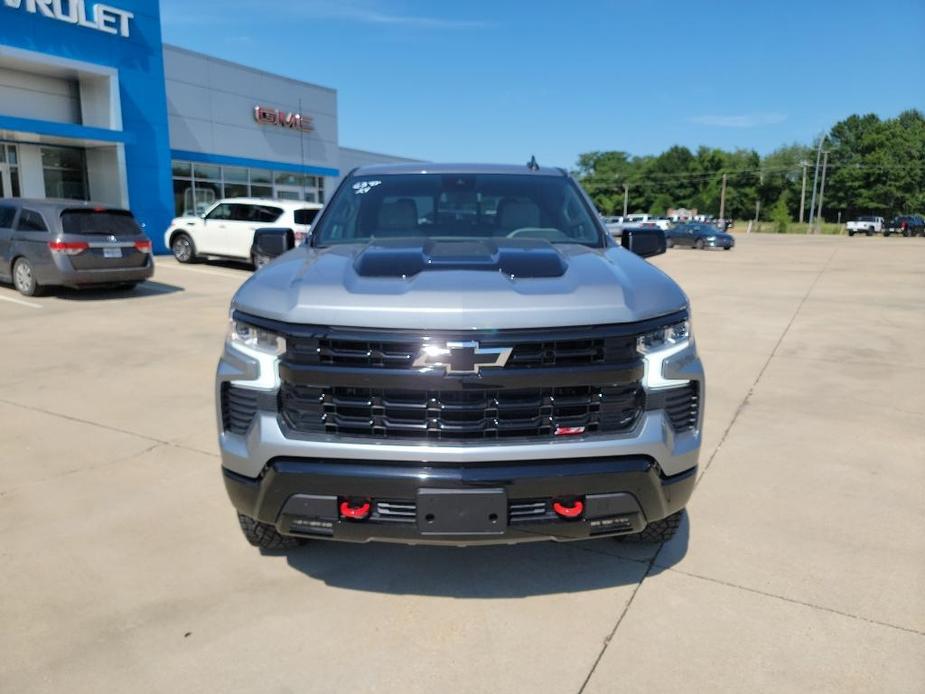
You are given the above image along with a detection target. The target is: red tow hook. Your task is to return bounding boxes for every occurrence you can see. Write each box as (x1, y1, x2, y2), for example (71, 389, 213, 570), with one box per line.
(552, 498, 584, 519)
(339, 499, 371, 520)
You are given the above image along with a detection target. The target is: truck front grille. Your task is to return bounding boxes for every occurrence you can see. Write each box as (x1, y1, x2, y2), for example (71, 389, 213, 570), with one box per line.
(279, 383, 644, 441)
(299, 333, 639, 369)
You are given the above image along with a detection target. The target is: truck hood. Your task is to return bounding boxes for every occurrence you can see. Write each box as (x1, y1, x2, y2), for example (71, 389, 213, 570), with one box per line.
(232, 239, 688, 330)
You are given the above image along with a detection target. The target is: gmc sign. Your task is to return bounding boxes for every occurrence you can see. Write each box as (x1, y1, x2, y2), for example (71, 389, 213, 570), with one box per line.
(254, 106, 314, 132)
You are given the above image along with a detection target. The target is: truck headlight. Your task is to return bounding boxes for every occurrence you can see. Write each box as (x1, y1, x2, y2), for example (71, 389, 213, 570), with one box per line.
(638, 319, 692, 389)
(228, 319, 286, 356)
(637, 320, 690, 354)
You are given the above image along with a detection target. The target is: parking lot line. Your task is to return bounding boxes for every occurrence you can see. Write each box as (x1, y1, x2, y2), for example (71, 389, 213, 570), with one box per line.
(156, 263, 248, 279)
(0, 294, 43, 309)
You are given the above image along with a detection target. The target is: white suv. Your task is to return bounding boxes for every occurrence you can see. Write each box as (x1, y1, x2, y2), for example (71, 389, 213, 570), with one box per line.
(165, 198, 323, 265)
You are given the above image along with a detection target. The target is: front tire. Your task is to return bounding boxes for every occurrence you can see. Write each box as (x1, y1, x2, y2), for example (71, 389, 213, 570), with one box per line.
(848, 230, 855, 237)
(666, 237, 674, 249)
(12, 258, 44, 297)
(237, 513, 304, 550)
(694, 238, 705, 250)
(619, 510, 683, 543)
(171, 233, 197, 263)
(866, 228, 873, 236)
(251, 252, 270, 271)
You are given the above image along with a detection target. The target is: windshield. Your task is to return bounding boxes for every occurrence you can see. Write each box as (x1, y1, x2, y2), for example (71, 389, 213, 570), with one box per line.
(314, 173, 604, 247)
(60, 209, 141, 235)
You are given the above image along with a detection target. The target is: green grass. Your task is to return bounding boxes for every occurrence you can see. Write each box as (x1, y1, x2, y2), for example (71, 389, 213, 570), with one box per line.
(732, 220, 844, 235)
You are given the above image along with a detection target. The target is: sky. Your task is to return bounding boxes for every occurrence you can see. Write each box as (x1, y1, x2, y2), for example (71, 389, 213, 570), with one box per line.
(159, 0, 925, 169)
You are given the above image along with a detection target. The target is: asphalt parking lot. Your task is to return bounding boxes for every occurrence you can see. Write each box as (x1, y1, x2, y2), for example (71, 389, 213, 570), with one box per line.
(1, 233, 923, 693)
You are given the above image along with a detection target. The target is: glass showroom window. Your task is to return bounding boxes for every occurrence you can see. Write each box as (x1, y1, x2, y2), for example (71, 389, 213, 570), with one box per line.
(170, 160, 325, 214)
(42, 146, 87, 200)
(0, 144, 21, 197)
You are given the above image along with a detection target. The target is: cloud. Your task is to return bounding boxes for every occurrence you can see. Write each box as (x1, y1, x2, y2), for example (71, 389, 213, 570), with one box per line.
(161, 0, 491, 30)
(689, 113, 788, 128)
(307, 2, 492, 29)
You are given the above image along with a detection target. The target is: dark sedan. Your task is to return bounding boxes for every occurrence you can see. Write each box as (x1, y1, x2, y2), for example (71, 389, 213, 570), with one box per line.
(666, 222, 735, 250)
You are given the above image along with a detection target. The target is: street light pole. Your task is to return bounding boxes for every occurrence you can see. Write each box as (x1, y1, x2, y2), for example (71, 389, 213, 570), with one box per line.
(622, 183, 629, 218)
(799, 161, 808, 224)
(816, 150, 829, 230)
(719, 173, 727, 221)
(808, 135, 825, 227)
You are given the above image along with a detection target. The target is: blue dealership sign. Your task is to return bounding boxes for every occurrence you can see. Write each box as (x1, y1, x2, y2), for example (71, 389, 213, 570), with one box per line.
(0, 0, 175, 252)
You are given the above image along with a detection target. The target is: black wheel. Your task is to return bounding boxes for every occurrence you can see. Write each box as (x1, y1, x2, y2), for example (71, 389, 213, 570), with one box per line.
(884, 232, 891, 237)
(901, 228, 910, 237)
(237, 513, 304, 550)
(666, 237, 674, 248)
(723, 245, 731, 250)
(866, 228, 873, 237)
(694, 238, 705, 250)
(251, 252, 271, 271)
(12, 258, 44, 297)
(618, 510, 683, 543)
(848, 230, 855, 237)
(171, 233, 197, 263)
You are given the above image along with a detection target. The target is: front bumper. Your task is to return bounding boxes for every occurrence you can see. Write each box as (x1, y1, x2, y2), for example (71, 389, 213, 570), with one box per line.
(223, 455, 696, 545)
(217, 326, 703, 545)
(50, 255, 154, 287)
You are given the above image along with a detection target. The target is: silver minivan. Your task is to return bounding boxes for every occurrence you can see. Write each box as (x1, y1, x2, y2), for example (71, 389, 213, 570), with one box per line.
(0, 198, 155, 296)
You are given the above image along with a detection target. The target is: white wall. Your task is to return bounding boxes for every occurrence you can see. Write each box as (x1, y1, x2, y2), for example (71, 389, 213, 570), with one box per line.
(86, 146, 127, 206)
(17, 145, 45, 197)
(0, 66, 80, 123)
(163, 45, 339, 172)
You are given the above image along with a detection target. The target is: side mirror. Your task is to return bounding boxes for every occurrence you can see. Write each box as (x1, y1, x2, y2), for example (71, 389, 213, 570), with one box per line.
(251, 227, 295, 269)
(621, 227, 666, 258)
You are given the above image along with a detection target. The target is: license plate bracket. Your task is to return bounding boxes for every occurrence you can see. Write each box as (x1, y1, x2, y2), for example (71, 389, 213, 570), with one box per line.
(417, 488, 507, 535)
(103, 247, 122, 258)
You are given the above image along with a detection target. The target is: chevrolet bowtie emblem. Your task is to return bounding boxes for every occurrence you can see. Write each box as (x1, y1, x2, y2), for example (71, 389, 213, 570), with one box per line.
(413, 341, 512, 374)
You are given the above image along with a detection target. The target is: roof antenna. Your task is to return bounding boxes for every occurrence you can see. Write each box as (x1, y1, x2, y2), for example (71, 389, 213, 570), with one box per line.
(527, 155, 539, 171)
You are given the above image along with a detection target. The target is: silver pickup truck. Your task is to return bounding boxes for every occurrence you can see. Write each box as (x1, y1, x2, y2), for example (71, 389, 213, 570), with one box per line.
(216, 163, 704, 550)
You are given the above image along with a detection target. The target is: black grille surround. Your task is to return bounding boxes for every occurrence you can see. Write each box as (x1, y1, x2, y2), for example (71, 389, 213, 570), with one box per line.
(231, 310, 692, 443)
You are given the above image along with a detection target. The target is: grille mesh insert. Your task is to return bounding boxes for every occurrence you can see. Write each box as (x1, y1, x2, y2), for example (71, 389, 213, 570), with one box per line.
(280, 383, 644, 441)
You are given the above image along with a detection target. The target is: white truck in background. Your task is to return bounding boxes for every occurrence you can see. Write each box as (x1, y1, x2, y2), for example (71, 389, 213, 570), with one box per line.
(846, 216, 884, 236)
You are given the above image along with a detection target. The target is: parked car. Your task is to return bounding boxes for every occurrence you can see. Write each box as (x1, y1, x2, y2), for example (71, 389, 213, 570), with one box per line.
(846, 216, 884, 236)
(0, 198, 154, 296)
(217, 162, 702, 550)
(884, 214, 925, 237)
(666, 222, 735, 250)
(164, 198, 323, 266)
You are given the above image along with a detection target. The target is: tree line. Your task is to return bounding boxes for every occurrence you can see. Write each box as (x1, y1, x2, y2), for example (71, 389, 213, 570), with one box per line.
(575, 109, 925, 222)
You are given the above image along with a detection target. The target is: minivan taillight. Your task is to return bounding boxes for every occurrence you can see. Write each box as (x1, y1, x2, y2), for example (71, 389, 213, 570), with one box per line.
(134, 240, 152, 253)
(48, 241, 89, 255)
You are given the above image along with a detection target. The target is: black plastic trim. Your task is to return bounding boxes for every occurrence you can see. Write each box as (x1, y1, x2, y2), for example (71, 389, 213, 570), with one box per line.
(222, 457, 696, 544)
(278, 362, 644, 389)
(232, 309, 689, 343)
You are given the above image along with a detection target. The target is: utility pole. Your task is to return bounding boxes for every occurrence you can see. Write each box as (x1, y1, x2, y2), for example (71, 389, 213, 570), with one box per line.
(719, 173, 727, 221)
(622, 183, 629, 218)
(808, 135, 826, 227)
(799, 161, 808, 223)
(816, 150, 829, 231)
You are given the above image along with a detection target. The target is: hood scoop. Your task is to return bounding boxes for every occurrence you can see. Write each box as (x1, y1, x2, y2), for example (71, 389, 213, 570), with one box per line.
(353, 238, 568, 278)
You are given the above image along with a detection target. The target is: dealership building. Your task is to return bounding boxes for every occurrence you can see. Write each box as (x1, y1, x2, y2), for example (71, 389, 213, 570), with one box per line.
(0, 0, 418, 251)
